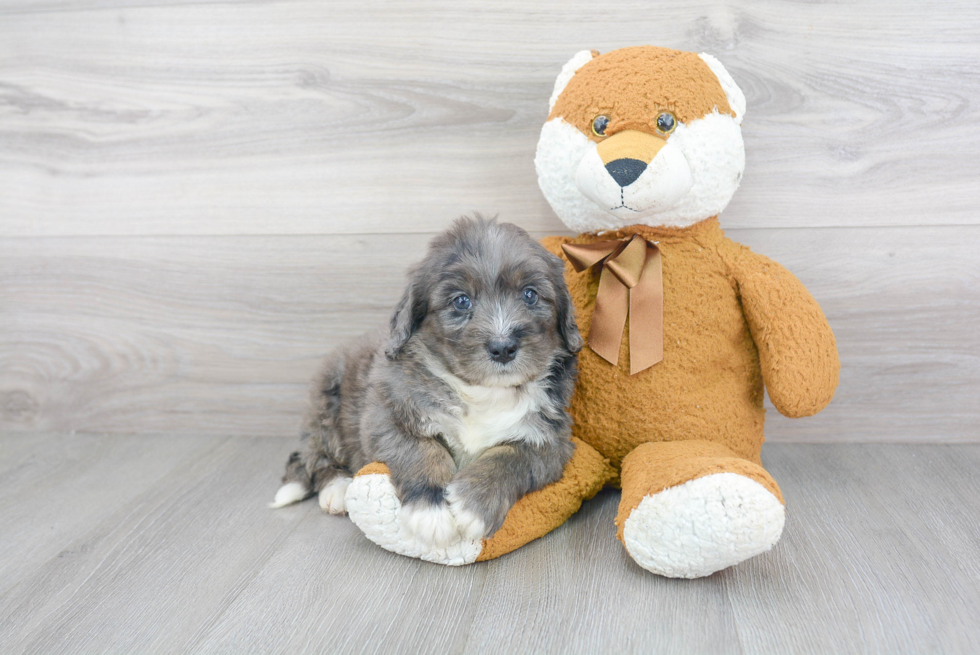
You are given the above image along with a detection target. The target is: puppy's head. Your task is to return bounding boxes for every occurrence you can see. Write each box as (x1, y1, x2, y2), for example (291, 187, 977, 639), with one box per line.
(386, 215, 582, 387)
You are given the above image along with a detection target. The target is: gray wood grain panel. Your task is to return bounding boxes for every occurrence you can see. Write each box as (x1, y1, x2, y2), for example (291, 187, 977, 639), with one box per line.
(3, 226, 977, 442)
(2, 437, 977, 654)
(207, 444, 980, 655)
(729, 445, 980, 654)
(0, 436, 302, 654)
(0, 432, 59, 479)
(0, 432, 222, 595)
(192, 501, 488, 655)
(1, 0, 978, 236)
(461, 490, 743, 655)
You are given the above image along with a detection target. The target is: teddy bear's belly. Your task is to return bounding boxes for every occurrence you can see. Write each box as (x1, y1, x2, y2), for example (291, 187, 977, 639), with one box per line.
(568, 290, 767, 471)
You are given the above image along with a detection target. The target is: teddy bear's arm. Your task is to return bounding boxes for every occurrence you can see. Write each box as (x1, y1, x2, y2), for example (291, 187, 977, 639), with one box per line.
(732, 248, 840, 418)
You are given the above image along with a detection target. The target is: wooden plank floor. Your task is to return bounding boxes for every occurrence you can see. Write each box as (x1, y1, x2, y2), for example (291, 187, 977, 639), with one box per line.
(1, 435, 977, 654)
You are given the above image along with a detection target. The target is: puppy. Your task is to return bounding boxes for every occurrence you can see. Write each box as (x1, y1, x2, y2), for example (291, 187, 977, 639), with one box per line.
(271, 215, 583, 547)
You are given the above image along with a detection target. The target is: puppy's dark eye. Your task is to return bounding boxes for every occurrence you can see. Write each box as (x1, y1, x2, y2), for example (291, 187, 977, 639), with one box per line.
(591, 115, 610, 137)
(522, 288, 539, 306)
(656, 112, 676, 135)
(452, 295, 472, 311)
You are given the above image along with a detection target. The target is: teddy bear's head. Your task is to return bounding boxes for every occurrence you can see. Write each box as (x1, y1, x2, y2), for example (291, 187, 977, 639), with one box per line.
(535, 46, 746, 233)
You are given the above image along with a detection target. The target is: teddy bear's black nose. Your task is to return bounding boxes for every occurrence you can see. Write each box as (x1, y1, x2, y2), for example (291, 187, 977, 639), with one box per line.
(605, 158, 647, 187)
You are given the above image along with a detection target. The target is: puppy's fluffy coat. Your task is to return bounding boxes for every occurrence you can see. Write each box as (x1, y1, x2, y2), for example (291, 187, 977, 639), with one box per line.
(272, 216, 583, 547)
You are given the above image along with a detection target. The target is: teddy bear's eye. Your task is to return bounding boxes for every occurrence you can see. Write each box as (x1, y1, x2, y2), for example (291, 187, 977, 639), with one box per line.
(591, 115, 610, 137)
(656, 112, 676, 135)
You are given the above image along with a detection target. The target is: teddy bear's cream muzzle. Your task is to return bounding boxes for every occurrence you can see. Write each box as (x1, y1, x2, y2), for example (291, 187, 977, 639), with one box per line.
(574, 129, 694, 222)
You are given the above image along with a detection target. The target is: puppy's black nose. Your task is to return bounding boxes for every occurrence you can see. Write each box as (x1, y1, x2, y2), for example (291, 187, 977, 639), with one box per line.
(487, 337, 519, 364)
(605, 158, 647, 187)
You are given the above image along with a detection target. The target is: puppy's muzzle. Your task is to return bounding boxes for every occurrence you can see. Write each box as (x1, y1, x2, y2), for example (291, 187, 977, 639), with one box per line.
(486, 336, 520, 364)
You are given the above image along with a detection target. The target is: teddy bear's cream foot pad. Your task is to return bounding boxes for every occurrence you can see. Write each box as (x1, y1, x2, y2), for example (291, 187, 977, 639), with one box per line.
(622, 472, 785, 578)
(345, 469, 483, 566)
(346, 440, 615, 565)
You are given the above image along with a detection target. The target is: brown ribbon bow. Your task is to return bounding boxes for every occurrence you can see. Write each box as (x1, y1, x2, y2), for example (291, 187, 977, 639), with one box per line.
(562, 235, 663, 375)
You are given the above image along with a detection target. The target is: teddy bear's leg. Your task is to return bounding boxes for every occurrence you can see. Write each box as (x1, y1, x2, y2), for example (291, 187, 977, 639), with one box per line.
(345, 438, 615, 565)
(476, 437, 615, 561)
(616, 440, 785, 578)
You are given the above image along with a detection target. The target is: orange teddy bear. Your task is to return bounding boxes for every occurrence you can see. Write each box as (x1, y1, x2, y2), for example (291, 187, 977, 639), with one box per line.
(346, 45, 839, 578)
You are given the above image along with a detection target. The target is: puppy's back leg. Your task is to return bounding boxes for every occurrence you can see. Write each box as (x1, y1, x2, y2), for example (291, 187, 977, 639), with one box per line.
(270, 445, 352, 512)
(271, 349, 355, 511)
(308, 451, 353, 515)
(269, 450, 315, 508)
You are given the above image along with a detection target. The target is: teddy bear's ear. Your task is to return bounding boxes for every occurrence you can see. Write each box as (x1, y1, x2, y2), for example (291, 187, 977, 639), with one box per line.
(698, 53, 746, 125)
(548, 50, 597, 111)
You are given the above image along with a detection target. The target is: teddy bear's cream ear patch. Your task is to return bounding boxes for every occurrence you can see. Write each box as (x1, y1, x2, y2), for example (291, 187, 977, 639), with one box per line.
(548, 49, 596, 111)
(698, 53, 746, 125)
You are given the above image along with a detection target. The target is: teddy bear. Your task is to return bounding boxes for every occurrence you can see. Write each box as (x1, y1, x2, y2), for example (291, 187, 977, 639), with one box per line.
(345, 45, 840, 578)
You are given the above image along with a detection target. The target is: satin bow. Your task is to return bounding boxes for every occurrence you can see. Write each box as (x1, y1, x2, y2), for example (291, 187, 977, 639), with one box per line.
(561, 234, 663, 375)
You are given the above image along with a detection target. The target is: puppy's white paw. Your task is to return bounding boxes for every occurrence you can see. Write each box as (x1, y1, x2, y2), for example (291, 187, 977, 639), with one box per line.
(268, 481, 309, 508)
(446, 487, 487, 540)
(318, 476, 352, 514)
(400, 503, 459, 548)
(450, 506, 487, 541)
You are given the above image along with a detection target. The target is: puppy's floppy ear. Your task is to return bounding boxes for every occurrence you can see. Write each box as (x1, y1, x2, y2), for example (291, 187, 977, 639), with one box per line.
(548, 254, 584, 354)
(385, 265, 429, 360)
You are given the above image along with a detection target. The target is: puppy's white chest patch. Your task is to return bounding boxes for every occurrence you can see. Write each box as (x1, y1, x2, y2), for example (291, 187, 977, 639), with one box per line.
(455, 384, 536, 455)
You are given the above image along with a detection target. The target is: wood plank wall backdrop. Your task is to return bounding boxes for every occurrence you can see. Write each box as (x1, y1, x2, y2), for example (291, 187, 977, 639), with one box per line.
(1, 0, 978, 442)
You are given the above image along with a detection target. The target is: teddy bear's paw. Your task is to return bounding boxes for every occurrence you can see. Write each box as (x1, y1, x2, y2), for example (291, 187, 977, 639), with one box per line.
(318, 476, 352, 514)
(345, 471, 483, 566)
(623, 472, 785, 578)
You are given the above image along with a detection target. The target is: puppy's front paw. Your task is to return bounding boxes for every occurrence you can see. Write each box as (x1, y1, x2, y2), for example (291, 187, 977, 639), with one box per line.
(446, 484, 489, 540)
(449, 505, 487, 541)
(400, 502, 459, 548)
(318, 476, 352, 514)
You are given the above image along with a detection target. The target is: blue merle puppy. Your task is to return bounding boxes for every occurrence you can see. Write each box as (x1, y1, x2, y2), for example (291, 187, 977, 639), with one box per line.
(271, 216, 582, 547)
